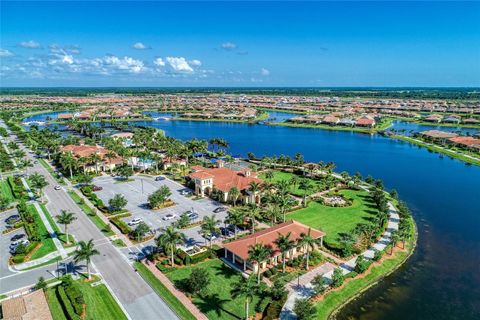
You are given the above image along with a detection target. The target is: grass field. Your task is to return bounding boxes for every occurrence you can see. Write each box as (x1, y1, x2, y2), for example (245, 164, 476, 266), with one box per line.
(46, 279, 127, 320)
(288, 189, 376, 246)
(134, 262, 196, 320)
(27, 204, 57, 260)
(0, 179, 14, 202)
(259, 170, 323, 196)
(165, 259, 266, 320)
(40, 204, 75, 246)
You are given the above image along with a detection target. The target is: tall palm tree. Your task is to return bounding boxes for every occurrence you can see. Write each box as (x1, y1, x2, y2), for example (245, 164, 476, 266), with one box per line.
(59, 151, 77, 179)
(298, 228, 319, 270)
(224, 209, 244, 239)
(56, 210, 76, 245)
(275, 193, 291, 223)
(88, 152, 102, 174)
(248, 243, 272, 283)
(248, 206, 261, 234)
(156, 226, 185, 266)
(201, 214, 220, 247)
(229, 187, 240, 206)
(231, 275, 261, 320)
(73, 239, 99, 280)
(104, 151, 117, 175)
(248, 181, 261, 206)
(274, 232, 295, 273)
(299, 180, 312, 208)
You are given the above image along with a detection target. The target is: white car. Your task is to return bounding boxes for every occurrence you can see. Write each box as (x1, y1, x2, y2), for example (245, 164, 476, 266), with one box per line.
(163, 214, 177, 221)
(128, 218, 143, 226)
(54, 185, 61, 190)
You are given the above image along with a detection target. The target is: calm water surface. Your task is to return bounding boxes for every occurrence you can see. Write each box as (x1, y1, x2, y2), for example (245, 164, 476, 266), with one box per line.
(129, 119, 480, 320)
(29, 112, 480, 318)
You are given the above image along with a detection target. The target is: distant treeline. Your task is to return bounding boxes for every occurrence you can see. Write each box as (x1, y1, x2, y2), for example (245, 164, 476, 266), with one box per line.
(1, 87, 479, 100)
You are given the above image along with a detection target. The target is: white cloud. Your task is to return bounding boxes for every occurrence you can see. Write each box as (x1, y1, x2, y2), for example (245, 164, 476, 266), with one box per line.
(49, 44, 81, 55)
(189, 59, 202, 67)
(19, 40, 41, 49)
(132, 42, 150, 50)
(0, 49, 14, 57)
(221, 42, 237, 50)
(103, 56, 145, 73)
(166, 57, 193, 73)
(153, 57, 165, 67)
(260, 68, 270, 76)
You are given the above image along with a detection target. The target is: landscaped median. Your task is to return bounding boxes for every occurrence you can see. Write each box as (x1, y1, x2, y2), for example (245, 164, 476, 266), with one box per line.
(133, 261, 198, 320)
(67, 191, 114, 236)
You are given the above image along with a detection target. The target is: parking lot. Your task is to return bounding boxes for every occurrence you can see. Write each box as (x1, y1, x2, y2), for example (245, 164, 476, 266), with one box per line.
(92, 175, 230, 247)
(0, 208, 25, 277)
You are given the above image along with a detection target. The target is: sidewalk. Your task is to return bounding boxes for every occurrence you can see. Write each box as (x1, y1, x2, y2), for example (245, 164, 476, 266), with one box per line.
(281, 201, 400, 319)
(142, 260, 208, 320)
(13, 247, 76, 271)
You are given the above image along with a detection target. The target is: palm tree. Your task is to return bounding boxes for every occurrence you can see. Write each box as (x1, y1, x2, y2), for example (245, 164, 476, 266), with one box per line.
(264, 204, 279, 225)
(248, 181, 261, 206)
(231, 275, 261, 320)
(299, 180, 312, 207)
(224, 209, 244, 239)
(56, 210, 76, 244)
(275, 193, 291, 223)
(29, 173, 48, 200)
(201, 214, 220, 247)
(389, 230, 399, 254)
(248, 243, 272, 283)
(274, 232, 295, 273)
(229, 187, 240, 206)
(265, 171, 274, 181)
(104, 151, 117, 174)
(156, 226, 185, 266)
(59, 151, 77, 179)
(248, 205, 261, 234)
(73, 239, 99, 280)
(298, 228, 319, 270)
(88, 152, 102, 174)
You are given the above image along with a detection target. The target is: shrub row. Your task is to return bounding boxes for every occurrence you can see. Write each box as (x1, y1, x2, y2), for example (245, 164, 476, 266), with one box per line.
(7, 176, 27, 200)
(80, 186, 108, 212)
(110, 218, 132, 234)
(56, 285, 82, 320)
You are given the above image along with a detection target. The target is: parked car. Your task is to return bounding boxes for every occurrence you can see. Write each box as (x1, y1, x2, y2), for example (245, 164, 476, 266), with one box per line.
(128, 218, 143, 226)
(11, 233, 26, 242)
(33, 160, 38, 164)
(213, 207, 227, 213)
(155, 176, 165, 181)
(163, 214, 177, 221)
(187, 212, 199, 220)
(92, 186, 103, 191)
(10, 239, 29, 251)
(5, 215, 21, 225)
(54, 185, 61, 190)
(221, 224, 236, 237)
(203, 233, 219, 241)
(180, 189, 192, 196)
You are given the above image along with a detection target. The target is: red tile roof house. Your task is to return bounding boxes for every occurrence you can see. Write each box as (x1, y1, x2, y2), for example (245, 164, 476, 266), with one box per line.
(60, 144, 123, 173)
(189, 162, 263, 205)
(419, 130, 458, 144)
(355, 115, 376, 127)
(447, 136, 480, 151)
(223, 220, 325, 273)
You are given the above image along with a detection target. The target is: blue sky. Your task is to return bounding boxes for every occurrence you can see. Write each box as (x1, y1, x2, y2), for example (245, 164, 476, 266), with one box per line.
(1, 1, 479, 87)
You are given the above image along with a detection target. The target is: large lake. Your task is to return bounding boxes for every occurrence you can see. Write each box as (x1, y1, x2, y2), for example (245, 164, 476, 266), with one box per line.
(27, 112, 480, 319)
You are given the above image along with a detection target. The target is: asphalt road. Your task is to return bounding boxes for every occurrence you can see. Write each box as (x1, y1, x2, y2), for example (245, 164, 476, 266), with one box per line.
(0, 120, 178, 320)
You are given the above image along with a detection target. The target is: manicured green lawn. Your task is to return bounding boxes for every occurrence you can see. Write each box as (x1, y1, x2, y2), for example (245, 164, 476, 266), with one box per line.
(46, 280, 127, 320)
(259, 170, 323, 196)
(0, 179, 14, 202)
(134, 262, 196, 320)
(288, 189, 376, 246)
(166, 259, 265, 320)
(28, 204, 57, 260)
(40, 204, 75, 246)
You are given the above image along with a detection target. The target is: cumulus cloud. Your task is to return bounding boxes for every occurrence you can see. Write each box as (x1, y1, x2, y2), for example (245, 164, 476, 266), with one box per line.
(260, 68, 270, 76)
(19, 40, 41, 49)
(102, 56, 145, 73)
(49, 44, 81, 55)
(153, 57, 165, 67)
(166, 57, 194, 73)
(189, 59, 201, 67)
(221, 42, 237, 50)
(0, 49, 14, 57)
(132, 42, 150, 50)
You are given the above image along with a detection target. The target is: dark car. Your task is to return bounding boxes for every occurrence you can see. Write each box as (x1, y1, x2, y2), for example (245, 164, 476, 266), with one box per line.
(92, 186, 103, 191)
(187, 212, 199, 220)
(213, 207, 227, 213)
(5, 215, 21, 225)
(11, 234, 26, 242)
(155, 176, 165, 181)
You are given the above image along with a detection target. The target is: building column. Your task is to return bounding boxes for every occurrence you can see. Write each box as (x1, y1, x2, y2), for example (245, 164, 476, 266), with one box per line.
(320, 236, 323, 247)
(243, 260, 246, 271)
(224, 248, 227, 258)
(232, 253, 235, 264)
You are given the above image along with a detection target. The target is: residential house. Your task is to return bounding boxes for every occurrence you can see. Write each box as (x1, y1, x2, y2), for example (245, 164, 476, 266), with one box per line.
(1, 289, 53, 320)
(60, 144, 123, 172)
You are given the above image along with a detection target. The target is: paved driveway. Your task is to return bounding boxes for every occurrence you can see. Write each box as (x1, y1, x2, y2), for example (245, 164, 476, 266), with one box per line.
(0, 209, 24, 278)
(93, 175, 229, 246)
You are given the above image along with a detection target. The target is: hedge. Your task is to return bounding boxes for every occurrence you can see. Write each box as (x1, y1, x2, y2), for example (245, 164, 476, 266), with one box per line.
(64, 282, 84, 316)
(110, 218, 132, 234)
(7, 176, 26, 200)
(57, 286, 82, 320)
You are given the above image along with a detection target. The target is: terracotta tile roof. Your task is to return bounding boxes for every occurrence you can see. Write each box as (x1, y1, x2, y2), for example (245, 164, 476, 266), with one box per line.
(61, 145, 123, 164)
(420, 130, 458, 139)
(190, 171, 215, 179)
(1, 290, 53, 320)
(224, 220, 325, 260)
(189, 167, 262, 192)
(448, 136, 480, 146)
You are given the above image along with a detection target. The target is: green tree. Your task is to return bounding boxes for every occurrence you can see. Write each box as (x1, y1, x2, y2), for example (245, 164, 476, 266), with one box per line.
(248, 243, 272, 283)
(229, 187, 240, 206)
(274, 232, 295, 273)
(201, 214, 220, 247)
(34, 276, 47, 290)
(186, 267, 210, 296)
(29, 173, 48, 200)
(156, 226, 185, 266)
(231, 275, 261, 320)
(293, 298, 316, 320)
(133, 222, 150, 242)
(109, 193, 128, 213)
(299, 180, 312, 207)
(148, 185, 171, 209)
(312, 274, 327, 295)
(265, 171, 274, 181)
(224, 209, 244, 239)
(59, 151, 77, 179)
(73, 239, 100, 280)
(56, 210, 76, 245)
(298, 228, 319, 270)
(354, 254, 370, 274)
(176, 212, 190, 229)
(331, 268, 345, 288)
(117, 165, 134, 180)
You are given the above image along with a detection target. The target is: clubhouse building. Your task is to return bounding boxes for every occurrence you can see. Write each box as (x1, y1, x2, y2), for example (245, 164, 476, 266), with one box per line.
(223, 221, 325, 273)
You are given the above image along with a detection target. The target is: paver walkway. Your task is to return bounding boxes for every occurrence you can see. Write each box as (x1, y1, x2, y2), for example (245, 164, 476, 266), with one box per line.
(281, 201, 400, 319)
(142, 260, 208, 320)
